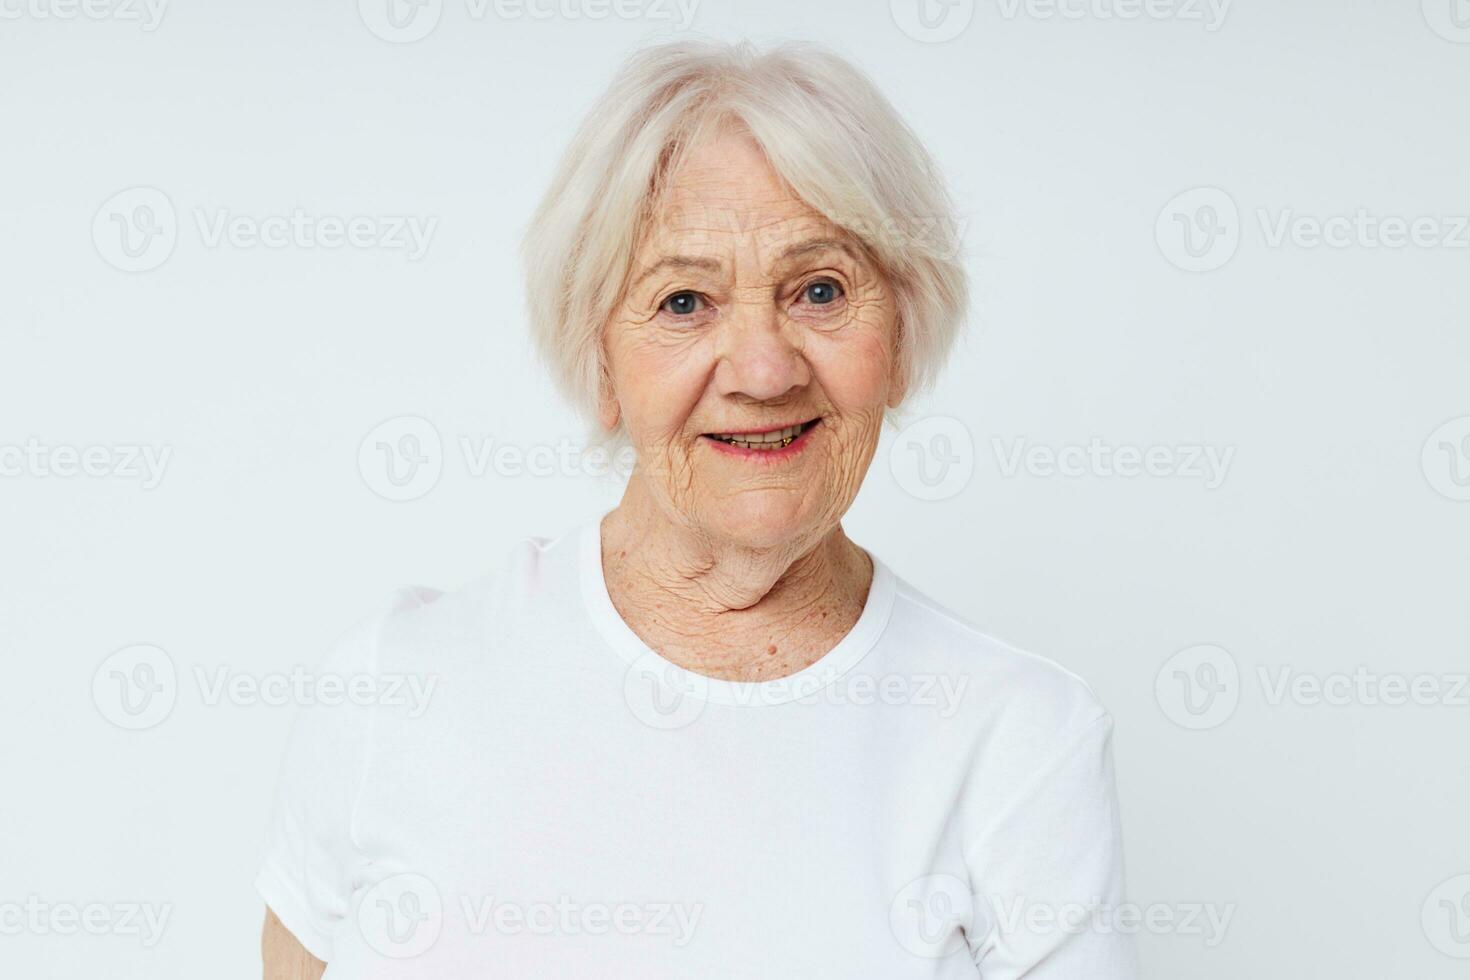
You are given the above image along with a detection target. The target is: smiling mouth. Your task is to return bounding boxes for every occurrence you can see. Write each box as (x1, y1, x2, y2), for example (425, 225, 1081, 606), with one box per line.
(701, 417, 822, 451)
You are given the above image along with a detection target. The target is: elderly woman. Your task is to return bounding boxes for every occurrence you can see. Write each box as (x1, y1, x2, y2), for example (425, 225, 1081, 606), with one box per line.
(258, 41, 1135, 980)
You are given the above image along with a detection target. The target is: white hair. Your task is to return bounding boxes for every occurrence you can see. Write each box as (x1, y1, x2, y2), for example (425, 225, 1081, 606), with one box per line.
(521, 39, 968, 429)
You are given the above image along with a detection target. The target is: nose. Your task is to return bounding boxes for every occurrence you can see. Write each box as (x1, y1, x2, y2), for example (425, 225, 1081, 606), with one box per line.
(712, 301, 811, 403)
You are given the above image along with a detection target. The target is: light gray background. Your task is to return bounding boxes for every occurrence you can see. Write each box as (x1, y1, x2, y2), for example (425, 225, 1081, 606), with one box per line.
(2, 1, 1468, 977)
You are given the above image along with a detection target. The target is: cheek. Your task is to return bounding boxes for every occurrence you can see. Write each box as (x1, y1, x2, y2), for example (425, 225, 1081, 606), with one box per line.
(608, 328, 709, 439)
(804, 279, 899, 412)
(807, 327, 896, 415)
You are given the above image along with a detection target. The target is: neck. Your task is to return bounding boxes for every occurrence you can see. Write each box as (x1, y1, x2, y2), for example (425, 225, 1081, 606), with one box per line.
(599, 476, 873, 682)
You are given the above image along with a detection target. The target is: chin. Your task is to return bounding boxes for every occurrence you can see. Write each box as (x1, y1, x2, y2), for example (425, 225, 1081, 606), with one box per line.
(698, 490, 824, 552)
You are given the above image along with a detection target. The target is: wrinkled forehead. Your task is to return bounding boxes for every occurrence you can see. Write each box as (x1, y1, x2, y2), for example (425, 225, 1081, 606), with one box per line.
(642, 200, 847, 264)
(635, 143, 865, 274)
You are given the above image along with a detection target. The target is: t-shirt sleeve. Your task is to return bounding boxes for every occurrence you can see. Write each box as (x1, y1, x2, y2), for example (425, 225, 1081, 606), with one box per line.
(965, 712, 1139, 979)
(253, 606, 384, 963)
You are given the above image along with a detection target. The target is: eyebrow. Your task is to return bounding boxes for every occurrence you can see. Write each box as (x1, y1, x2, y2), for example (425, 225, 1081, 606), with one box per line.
(629, 236, 860, 292)
(774, 237, 859, 265)
(629, 255, 723, 291)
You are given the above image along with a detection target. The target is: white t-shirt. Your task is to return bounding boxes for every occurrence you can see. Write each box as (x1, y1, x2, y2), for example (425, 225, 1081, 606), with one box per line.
(256, 511, 1137, 979)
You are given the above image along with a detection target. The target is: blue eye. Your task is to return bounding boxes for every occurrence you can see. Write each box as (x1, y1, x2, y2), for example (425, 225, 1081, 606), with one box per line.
(803, 280, 841, 305)
(662, 291, 703, 316)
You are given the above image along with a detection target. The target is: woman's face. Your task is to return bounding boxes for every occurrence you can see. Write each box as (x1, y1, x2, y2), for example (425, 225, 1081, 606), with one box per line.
(601, 126, 904, 551)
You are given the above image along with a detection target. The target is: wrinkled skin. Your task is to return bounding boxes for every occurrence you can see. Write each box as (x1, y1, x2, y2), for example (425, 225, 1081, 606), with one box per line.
(259, 124, 912, 974)
(599, 123, 906, 681)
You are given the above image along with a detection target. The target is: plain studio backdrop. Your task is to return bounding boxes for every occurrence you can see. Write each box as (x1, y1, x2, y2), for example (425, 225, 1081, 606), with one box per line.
(2, 1, 1468, 977)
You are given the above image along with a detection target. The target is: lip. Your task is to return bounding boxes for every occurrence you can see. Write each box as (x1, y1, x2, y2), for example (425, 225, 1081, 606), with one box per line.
(702, 418, 817, 438)
(699, 417, 822, 461)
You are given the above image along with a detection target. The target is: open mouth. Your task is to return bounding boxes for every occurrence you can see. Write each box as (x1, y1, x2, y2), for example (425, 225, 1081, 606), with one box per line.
(701, 417, 822, 453)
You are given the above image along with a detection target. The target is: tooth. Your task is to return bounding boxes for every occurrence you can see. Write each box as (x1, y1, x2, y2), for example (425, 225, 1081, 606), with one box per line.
(710, 424, 810, 449)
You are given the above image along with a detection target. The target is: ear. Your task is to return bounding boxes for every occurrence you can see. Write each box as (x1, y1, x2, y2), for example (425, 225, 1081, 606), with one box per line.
(885, 319, 910, 409)
(595, 360, 621, 431)
(886, 368, 910, 410)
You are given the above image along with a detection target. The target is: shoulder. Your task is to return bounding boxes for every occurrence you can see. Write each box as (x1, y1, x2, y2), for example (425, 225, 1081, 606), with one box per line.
(333, 525, 580, 669)
(883, 572, 1112, 739)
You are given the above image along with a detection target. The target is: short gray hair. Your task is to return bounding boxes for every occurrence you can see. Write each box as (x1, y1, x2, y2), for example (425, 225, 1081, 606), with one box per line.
(522, 39, 968, 427)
